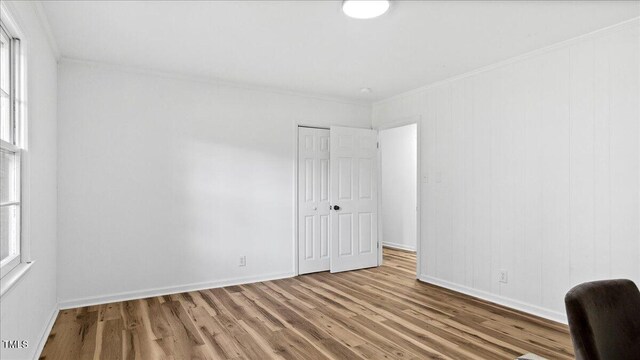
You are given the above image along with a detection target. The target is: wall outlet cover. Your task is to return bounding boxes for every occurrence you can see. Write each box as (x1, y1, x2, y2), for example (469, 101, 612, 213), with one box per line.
(499, 269, 508, 283)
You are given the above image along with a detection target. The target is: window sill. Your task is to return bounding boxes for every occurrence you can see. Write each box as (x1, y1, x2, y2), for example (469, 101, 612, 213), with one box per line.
(0, 261, 34, 298)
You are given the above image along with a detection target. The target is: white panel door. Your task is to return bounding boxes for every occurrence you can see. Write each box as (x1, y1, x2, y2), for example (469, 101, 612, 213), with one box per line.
(330, 126, 379, 273)
(298, 127, 331, 274)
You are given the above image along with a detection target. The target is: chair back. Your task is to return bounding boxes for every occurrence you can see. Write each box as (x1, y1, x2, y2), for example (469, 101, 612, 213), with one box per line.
(565, 279, 640, 360)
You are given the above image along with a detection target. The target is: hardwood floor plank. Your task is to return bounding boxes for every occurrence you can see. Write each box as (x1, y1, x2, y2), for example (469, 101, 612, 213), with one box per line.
(235, 292, 287, 331)
(349, 315, 451, 360)
(100, 319, 124, 360)
(237, 319, 283, 360)
(311, 303, 424, 359)
(188, 306, 231, 359)
(160, 301, 213, 360)
(144, 297, 172, 340)
(41, 248, 573, 359)
(242, 283, 363, 359)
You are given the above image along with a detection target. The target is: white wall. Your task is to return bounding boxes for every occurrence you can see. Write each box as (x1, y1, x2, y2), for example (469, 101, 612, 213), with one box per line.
(380, 124, 417, 251)
(56, 60, 371, 307)
(0, 2, 58, 360)
(373, 19, 640, 322)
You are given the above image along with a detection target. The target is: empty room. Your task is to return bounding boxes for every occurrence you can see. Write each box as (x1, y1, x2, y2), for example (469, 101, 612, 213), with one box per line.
(1, 1, 639, 359)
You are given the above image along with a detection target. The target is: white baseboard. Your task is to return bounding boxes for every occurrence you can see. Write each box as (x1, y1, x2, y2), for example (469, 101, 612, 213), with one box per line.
(59, 271, 295, 310)
(34, 304, 59, 360)
(382, 242, 416, 252)
(419, 275, 567, 324)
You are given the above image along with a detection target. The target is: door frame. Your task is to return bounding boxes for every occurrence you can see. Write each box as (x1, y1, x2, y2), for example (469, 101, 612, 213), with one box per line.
(293, 122, 380, 276)
(375, 116, 422, 279)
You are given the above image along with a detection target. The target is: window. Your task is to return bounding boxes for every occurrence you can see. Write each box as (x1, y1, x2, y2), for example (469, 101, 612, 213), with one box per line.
(0, 22, 22, 279)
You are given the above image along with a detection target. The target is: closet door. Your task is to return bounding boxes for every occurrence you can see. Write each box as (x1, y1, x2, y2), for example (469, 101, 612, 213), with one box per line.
(298, 127, 331, 274)
(329, 126, 379, 273)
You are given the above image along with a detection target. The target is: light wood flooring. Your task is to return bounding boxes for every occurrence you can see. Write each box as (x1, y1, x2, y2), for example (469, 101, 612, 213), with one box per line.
(40, 248, 574, 359)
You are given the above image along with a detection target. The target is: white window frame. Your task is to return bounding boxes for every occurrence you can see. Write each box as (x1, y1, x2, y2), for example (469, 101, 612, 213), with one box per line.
(0, 2, 31, 296)
(0, 21, 22, 279)
(0, 142, 22, 278)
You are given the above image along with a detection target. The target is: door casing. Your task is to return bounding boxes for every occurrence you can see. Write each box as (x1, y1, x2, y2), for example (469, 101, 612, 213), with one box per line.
(375, 116, 422, 278)
(295, 120, 420, 278)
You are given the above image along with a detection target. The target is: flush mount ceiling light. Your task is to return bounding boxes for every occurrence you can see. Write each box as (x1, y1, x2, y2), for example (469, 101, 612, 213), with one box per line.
(342, 0, 390, 19)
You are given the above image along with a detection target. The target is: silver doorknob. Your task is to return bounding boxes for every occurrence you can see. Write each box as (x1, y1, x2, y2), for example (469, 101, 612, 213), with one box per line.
(313, 206, 317, 210)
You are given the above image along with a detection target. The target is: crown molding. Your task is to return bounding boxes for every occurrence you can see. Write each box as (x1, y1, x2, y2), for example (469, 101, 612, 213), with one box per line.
(59, 57, 372, 107)
(376, 16, 640, 106)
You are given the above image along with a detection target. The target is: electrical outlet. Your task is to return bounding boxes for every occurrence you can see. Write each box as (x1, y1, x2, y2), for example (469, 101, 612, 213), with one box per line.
(239, 256, 247, 267)
(498, 269, 508, 283)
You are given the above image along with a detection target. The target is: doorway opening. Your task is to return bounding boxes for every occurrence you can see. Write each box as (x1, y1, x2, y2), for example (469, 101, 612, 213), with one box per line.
(378, 123, 418, 272)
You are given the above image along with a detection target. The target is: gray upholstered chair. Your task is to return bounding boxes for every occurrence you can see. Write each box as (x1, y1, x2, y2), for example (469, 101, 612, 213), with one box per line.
(565, 279, 640, 360)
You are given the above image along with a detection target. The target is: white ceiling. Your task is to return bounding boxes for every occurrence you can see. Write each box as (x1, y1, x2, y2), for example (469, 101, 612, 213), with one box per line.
(41, 1, 640, 102)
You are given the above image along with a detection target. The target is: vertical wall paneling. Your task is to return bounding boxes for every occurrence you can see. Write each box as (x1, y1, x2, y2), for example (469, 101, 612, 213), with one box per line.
(372, 20, 640, 322)
(609, 27, 639, 281)
(569, 38, 597, 286)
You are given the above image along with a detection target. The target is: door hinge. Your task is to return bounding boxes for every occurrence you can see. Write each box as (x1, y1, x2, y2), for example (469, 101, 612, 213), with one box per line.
(377, 142, 379, 149)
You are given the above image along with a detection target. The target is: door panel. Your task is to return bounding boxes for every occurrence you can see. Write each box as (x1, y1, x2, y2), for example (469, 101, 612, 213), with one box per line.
(359, 213, 373, 253)
(330, 126, 379, 273)
(298, 127, 331, 274)
(320, 215, 329, 257)
(304, 159, 314, 201)
(304, 216, 314, 259)
(338, 213, 353, 256)
(320, 159, 329, 201)
(359, 159, 373, 199)
(338, 158, 352, 199)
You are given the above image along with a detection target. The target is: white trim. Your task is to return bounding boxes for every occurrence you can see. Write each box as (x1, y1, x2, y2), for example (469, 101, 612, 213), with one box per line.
(0, 146, 22, 279)
(0, 261, 33, 297)
(375, 17, 640, 106)
(58, 271, 295, 310)
(59, 57, 370, 107)
(32, 1, 60, 60)
(374, 116, 422, 277)
(0, 2, 25, 39)
(34, 304, 59, 360)
(293, 122, 375, 276)
(1, 0, 32, 269)
(0, 255, 20, 276)
(419, 274, 568, 324)
(0, 139, 20, 152)
(293, 123, 300, 275)
(0, 201, 20, 207)
(382, 242, 416, 252)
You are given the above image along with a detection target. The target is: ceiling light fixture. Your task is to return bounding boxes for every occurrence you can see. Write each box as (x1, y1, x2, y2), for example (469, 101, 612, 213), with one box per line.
(360, 87, 372, 94)
(342, 0, 390, 19)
